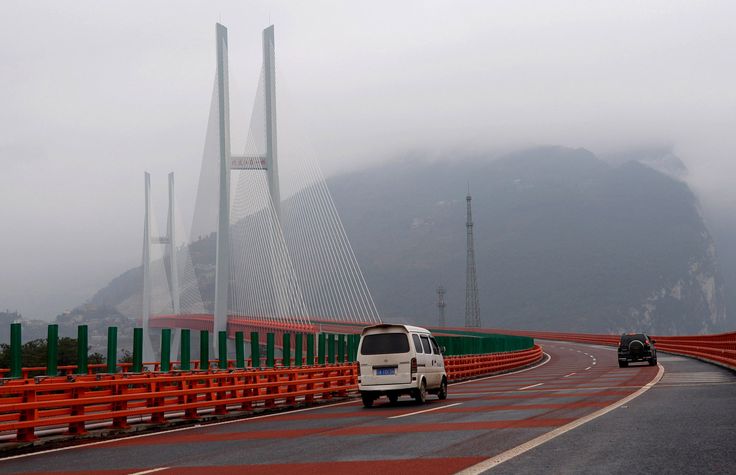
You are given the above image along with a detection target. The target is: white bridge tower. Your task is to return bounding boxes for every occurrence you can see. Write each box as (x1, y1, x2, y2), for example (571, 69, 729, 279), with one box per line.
(142, 172, 180, 362)
(213, 24, 282, 355)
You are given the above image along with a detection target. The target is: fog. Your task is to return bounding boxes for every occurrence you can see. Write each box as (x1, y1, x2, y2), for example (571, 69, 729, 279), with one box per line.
(1, 0, 735, 320)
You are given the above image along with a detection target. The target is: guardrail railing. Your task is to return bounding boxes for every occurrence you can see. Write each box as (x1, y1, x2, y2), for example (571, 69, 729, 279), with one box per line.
(0, 322, 542, 445)
(476, 329, 736, 371)
(445, 345, 543, 381)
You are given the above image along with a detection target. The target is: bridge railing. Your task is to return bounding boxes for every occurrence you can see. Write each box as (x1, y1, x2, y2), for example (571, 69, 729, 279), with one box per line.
(0, 345, 544, 444)
(0, 323, 542, 445)
(475, 328, 736, 371)
(445, 345, 543, 381)
(0, 364, 357, 443)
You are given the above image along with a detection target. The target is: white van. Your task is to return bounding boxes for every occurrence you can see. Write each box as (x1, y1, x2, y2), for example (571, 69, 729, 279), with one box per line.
(357, 324, 447, 407)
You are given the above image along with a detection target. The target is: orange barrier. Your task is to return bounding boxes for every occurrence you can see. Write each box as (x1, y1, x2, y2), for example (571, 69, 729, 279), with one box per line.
(445, 345, 543, 381)
(649, 335, 736, 370)
(0, 365, 356, 443)
(476, 329, 736, 371)
(0, 359, 269, 379)
(0, 346, 542, 444)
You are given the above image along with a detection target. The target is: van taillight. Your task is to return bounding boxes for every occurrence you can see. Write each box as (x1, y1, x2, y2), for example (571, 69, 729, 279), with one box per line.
(356, 363, 361, 376)
(411, 357, 417, 374)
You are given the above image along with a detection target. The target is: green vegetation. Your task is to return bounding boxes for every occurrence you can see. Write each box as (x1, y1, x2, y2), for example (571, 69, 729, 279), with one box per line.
(0, 337, 79, 368)
(0, 338, 123, 374)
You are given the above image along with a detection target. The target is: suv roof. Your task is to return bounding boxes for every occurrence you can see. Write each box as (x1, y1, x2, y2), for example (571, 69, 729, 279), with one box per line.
(620, 333, 648, 343)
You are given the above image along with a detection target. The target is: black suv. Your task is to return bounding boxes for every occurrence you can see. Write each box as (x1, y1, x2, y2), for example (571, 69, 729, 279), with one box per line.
(618, 333, 657, 367)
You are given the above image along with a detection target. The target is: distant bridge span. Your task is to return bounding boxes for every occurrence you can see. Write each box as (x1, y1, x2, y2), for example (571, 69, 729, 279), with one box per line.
(148, 314, 375, 340)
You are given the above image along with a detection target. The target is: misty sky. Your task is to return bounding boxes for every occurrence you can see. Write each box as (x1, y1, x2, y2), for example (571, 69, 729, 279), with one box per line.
(1, 0, 735, 320)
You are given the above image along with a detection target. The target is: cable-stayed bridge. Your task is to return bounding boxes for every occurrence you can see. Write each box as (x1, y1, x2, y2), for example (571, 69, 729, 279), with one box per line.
(139, 24, 381, 361)
(1, 22, 736, 473)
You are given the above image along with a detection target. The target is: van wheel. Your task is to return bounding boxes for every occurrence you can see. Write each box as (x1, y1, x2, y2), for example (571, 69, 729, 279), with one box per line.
(388, 392, 399, 404)
(619, 361, 628, 368)
(649, 358, 657, 366)
(414, 380, 427, 404)
(437, 378, 448, 400)
(361, 394, 374, 408)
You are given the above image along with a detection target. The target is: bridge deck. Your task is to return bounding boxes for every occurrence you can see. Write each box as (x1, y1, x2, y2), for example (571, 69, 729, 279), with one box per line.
(1, 341, 698, 474)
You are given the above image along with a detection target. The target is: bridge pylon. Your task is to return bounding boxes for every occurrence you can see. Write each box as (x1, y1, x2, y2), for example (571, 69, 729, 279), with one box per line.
(142, 172, 180, 363)
(212, 23, 283, 356)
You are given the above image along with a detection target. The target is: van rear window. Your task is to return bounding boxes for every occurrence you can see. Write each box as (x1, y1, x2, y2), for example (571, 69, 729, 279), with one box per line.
(361, 333, 410, 355)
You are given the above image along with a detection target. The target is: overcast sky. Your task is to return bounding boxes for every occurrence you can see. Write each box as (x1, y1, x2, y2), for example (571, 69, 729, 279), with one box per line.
(1, 0, 735, 319)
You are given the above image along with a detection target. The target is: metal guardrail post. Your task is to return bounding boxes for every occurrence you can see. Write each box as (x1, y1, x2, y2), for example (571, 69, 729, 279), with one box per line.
(77, 325, 88, 374)
(235, 331, 245, 368)
(107, 327, 118, 373)
(337, 334, 345, 363)
(218, 331, 228, 369)
(133, 327, 143, 373)
(160, 328, 171, 372)
(200, 330, 209, 370)
(318, 333, 326, 365)
(251, 332, 260, 367)
(282, 333, 291, 367)
(10, 323, 22, 379)
(347, 334, 356, 362)
(295, 333, 303, 367)
(327, 334, 335, 364)
(266, 333, 275, 367)
(306, 333, 315, 366)
(180, 328, 191, 370)
(46, 324, 58, 376)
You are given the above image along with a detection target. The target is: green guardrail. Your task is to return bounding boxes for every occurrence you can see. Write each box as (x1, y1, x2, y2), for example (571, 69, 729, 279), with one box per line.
(435, 333, 534, 356)
(2, 321, 532, 378)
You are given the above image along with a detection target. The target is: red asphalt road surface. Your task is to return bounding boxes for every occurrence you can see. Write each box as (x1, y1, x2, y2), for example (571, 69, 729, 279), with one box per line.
(1, 341, 659, 474)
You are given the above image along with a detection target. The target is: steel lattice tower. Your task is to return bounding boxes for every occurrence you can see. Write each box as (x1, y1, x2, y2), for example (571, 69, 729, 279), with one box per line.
(465, 193, 481, 328)
(437, 286, 446, 327)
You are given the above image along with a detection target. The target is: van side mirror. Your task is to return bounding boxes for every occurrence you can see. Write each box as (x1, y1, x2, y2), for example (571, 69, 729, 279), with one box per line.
(441, 346, 447, 355)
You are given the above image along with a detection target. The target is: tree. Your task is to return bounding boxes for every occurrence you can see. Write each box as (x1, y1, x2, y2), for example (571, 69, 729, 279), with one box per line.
(0, 338, 106, 374)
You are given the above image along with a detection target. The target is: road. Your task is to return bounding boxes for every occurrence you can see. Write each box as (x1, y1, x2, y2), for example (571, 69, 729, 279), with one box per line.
(5, 340, 728, 474)
(490, 351, 736, 474)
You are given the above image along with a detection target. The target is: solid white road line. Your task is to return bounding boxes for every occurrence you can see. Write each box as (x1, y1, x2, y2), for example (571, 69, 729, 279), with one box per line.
(455, 363, 666, 475)
(128, 468, 170, 475)
(388, 402, 463, 419)
(518, 383, 544, 390)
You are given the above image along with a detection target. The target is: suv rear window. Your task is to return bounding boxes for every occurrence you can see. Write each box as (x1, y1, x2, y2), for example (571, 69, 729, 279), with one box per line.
(361, 333, 410, 355)
(620, 334, 647, 345)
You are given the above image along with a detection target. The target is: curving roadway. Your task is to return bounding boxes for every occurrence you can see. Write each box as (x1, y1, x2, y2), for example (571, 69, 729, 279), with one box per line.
(2, 340, 733, 474)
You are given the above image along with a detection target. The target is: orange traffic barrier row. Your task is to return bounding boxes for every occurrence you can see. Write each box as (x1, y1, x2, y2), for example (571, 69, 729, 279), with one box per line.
(445, 345, 543, 381)
(0, 358, 288, 380)
(481, 329, 736, 371)
(0, 365, 357, 443)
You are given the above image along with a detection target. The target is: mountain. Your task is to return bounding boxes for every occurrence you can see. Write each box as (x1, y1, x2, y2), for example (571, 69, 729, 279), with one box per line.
(330, 147, 727, 334)
(88, 146, 728, 335)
